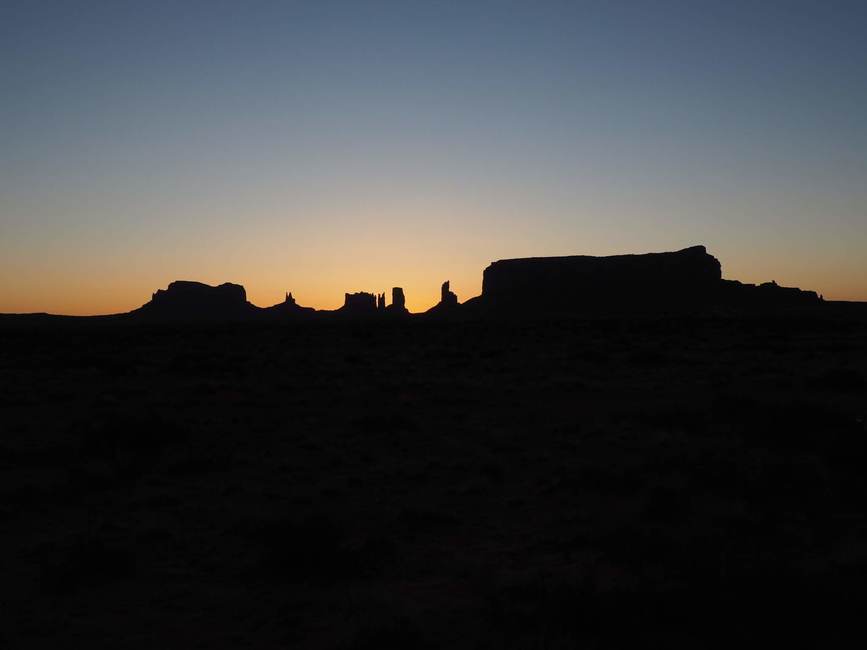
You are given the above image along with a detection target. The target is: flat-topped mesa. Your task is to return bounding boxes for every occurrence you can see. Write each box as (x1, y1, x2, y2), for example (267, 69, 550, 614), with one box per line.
(341, 292, 378, 312)
(152, 280, 247, 304)
(140, 280, 253, 320)
(481, 245, 722, 315)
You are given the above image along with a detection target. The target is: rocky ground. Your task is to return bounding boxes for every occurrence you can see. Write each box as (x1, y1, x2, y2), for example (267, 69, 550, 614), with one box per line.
(1, 314, 866, 648)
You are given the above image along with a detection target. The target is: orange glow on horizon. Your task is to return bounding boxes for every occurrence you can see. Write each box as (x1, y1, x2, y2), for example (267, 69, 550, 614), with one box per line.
(2, 250, 865, 316)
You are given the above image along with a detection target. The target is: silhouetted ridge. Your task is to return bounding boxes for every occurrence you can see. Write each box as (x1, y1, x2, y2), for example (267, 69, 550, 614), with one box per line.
(479, 246, 722, 315)
(134, 281, 316, 322)
(718, 279, 822, 310)
(17, 244, 837, 324)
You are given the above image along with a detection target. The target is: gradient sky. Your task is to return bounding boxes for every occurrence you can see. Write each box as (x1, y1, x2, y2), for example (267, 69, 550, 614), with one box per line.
(2, 0, 866, 314)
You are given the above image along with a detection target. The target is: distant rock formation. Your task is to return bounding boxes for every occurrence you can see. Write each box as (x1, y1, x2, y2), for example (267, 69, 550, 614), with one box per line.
(92, 245, 835, 324)
(135, 281, 316, 321)
(340, 292, 378, 313)
(423, 280, 461, 317)
(260, 290, 316, 319)
(152, 280, 247, 305)
(479, 246, 721, 315)
(137, 281, 255, 321)
(718, 279, 822, 310)
(441, 281, 458, 307)
(386, 287, 409, 315)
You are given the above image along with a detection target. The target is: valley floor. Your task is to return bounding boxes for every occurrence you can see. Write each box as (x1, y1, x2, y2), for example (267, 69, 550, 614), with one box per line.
(2, 315, 867, 648)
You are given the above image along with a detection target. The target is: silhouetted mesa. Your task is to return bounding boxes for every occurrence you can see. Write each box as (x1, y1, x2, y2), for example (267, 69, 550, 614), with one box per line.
(341, 292, 378, 313)
(479, 246, 722, 315)
(136, 281, 256, 321)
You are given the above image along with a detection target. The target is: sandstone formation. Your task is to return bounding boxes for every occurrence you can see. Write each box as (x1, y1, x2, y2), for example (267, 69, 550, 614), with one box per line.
(479, 246, 722, 315)
(441, 281, 458, 307)
(138, 281, 254, 321)
(135, 281, 318, 321)
(111, 245, 832, 323)
(260, 290, 316, 319)
(386, 287, 408, 314)
(340, 292, 378, 313)
(423, 280, 461, 317)
(718, 279, 822, 310)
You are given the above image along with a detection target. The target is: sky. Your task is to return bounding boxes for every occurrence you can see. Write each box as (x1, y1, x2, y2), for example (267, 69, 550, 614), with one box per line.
(1, 0, 866, 314)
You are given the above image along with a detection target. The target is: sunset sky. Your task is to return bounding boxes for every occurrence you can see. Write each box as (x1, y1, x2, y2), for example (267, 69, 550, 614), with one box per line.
(2, 1, 866, 314)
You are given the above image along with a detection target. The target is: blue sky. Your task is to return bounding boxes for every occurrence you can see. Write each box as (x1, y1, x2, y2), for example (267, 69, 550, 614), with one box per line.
(2, 1, 866, 312)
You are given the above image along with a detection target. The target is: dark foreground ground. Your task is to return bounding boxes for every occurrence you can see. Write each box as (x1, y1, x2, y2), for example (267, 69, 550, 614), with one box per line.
(2, 313, 867, 648)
